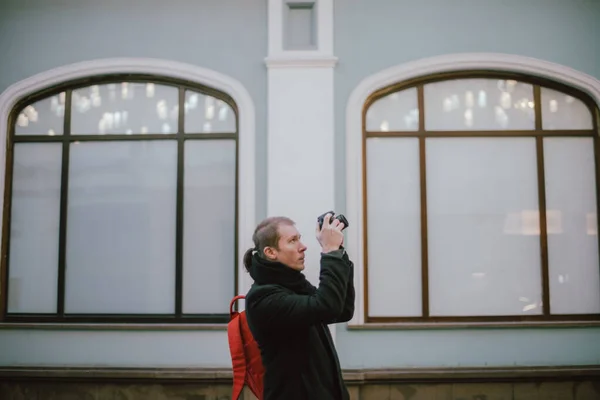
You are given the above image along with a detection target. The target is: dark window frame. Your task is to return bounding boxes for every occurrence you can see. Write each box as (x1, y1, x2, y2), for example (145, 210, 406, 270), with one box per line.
(0, 74, 239, 324)
(362, 70, 600, 324)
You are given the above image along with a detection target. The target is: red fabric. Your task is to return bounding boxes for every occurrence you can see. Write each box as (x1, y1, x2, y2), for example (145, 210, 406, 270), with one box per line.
(228, 295, 265, 400)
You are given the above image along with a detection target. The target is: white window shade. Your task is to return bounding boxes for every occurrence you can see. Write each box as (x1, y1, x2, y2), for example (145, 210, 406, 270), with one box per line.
(183, 140, 236, 314)
(7, 143, 62, 313)
(64, 141, 177, 314)
(541, 87, 594, 130)
(544, 138, 600, 314)
(365, 88, 419, 132)
(366, 138, 422, 317)
(424, 79, 535, 131)
(426, 137, 543, 316)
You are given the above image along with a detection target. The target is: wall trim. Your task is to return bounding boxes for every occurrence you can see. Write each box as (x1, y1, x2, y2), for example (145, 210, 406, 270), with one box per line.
(0, 322, 227, 331)
(264, 55, 338, 68)
(345, 52, 600, 325)
(1, 366, 599, 384)
(0, 57, 257, 298)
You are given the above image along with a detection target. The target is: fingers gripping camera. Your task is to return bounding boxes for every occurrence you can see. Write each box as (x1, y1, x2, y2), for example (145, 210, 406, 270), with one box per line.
(317, 210, 349, 231)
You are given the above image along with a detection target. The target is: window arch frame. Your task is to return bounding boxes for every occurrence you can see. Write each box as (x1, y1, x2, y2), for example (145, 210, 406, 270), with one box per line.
(362, 70, 600, 324)
(345, 53, 600, 328)
(0, 58, 256, 325)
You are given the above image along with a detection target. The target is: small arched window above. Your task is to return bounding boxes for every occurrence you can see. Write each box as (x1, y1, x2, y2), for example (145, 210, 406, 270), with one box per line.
(362, 72, 599, 324)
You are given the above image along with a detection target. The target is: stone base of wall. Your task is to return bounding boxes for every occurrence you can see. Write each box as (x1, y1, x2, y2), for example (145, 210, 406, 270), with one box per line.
(3, 380, 600, 400)
(1, 367, 599, 399)
(349, 382, 600, 400)
(1, 381, 244, 400)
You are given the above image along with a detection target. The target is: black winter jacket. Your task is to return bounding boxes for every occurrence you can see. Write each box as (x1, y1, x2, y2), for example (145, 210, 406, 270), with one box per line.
(245, 249, 355, 400)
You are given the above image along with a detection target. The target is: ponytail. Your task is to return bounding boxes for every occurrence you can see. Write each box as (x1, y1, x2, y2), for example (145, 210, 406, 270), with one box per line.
(243, 247, 255, 273)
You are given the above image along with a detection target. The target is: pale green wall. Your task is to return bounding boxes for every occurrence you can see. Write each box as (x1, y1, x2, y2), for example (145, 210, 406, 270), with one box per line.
(0, 0, 267, 367)
(1, 0, 599, 370)
(0, 0, 269, 221)
(333, 0, 600, 369)
(0, 329, 232, 367)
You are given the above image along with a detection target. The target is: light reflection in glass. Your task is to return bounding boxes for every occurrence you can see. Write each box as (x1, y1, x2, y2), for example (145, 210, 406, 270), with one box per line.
(71, 83, 178, 134)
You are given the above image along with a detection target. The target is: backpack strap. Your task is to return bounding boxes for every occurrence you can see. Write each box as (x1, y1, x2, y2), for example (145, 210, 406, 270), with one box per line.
(230, 294, 245, 317)
(228, 295, 247, 400)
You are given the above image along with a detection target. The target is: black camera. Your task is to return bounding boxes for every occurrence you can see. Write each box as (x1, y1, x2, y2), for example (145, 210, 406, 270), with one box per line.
(317, 210, 349, 231)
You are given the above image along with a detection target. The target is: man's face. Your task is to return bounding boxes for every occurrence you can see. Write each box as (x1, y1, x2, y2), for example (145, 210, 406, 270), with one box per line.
(264, 223, 307, 271)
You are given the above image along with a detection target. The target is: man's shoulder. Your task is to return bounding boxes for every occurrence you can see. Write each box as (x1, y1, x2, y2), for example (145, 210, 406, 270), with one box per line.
(245, 284, 293, 323)
(247, 283, 292, 302)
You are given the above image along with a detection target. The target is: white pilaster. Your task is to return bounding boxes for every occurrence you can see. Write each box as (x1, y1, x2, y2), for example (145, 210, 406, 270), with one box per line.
(266, 0, 338, 338)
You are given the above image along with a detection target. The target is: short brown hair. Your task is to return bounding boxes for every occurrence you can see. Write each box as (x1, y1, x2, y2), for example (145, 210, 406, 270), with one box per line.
(243, 216, 295, 272)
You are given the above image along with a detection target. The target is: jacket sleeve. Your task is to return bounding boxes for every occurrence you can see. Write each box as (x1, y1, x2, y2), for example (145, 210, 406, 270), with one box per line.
(325, 249, 355, 324)
(335, 252, 355, 323)
(248, 253, 351, 329)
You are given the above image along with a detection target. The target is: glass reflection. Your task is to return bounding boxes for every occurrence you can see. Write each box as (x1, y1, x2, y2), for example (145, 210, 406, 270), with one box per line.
(541, 87, 593, 130)
(71, 83, 178, 134)
(424, 79, 535, 130)
(14, 93, 65, 136)
(184, 91, 236, 133)
(366, 88, 419, 132)
(503, 210, 563, 235)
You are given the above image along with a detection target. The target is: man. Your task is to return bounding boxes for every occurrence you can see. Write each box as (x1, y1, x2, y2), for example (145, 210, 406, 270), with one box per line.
(242, 214, 355, 400)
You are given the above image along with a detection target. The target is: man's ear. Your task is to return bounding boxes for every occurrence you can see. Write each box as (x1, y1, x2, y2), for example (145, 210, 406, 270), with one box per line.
(263, 246, 277, 260)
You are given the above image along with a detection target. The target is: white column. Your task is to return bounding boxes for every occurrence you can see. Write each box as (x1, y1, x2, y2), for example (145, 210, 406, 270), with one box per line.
(266, 0, 339, 339)
(266, 0, 337, 285)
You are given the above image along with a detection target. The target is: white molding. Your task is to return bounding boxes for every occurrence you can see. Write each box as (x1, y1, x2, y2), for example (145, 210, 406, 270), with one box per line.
(265, 55, 338, 68)
(314, 0, 334, 55)
(345, 52, 600, 325)
(267, 0, 334, 66)
(0, 57, 257, 299)
(267, 0, 285, 57)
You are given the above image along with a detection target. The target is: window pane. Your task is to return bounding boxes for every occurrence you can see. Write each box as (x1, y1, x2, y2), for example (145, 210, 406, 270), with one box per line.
(71, 83, 179, 134)
(541, 87, 593, 130)
(185, 91, 236, 133)
(366, 138, 422, 316)
(544, 138, 600, 314)
(183, 140, 236, 313)
(365, 88, 419, 132)
(65, 141, 177, 313)
(424, 79, 535, 131)
(14, 93, 65, 136)
(7, 143, 62, 313)
(427, 138, 542, 316)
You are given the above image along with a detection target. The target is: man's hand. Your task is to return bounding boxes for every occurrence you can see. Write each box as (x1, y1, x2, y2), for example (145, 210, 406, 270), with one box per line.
(316, 213, 345, 253)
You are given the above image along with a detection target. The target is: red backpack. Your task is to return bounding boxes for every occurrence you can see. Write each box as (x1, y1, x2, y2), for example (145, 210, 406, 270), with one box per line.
(227, 295, 265, 400)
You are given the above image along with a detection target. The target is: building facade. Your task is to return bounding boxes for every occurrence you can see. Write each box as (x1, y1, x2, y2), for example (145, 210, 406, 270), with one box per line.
(1, 0, 599, 398)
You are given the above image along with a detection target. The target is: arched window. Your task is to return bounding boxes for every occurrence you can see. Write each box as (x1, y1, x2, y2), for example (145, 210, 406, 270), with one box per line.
(2, 75, 238, 323)
(363, 72, 600, 323)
